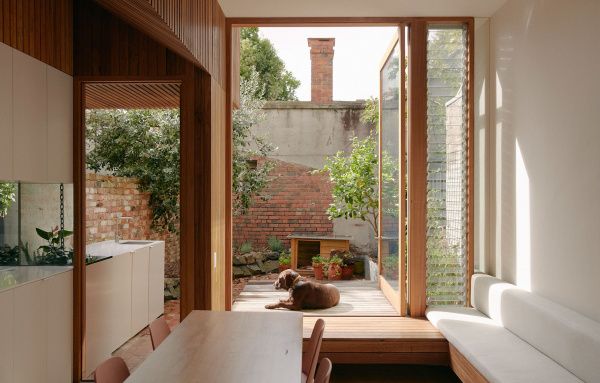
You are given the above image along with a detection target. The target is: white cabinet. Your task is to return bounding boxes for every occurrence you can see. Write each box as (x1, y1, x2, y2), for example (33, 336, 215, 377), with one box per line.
(131, 247, 150, 335)
(46, 271, 73, 383)
(47, 66, 73, 182)
(0, 43, 13, 180)
(148, 242, 165, 320)
(12, 49, 48, 182)
(0, 43, 73, 182)
(112, 252, 133, 347)
(0, 289, 14, 383)
(14, 280, 47, 383)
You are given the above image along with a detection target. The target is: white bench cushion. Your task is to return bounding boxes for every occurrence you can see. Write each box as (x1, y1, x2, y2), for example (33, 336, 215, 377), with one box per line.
(471, 274, 600, 382)
(427, 307, 583, 383)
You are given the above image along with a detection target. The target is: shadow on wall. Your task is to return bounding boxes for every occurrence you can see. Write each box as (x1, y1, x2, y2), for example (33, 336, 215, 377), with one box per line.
(491, 0, 600, 322)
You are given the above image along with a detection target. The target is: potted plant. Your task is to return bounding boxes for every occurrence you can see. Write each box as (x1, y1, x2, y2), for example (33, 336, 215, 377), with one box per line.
(278, 251, 291, 272)
(340, 251, 355, 280)
(312, 256, 326, 280)
(34, 226, 74, 265)
(327, 256, 343, 280)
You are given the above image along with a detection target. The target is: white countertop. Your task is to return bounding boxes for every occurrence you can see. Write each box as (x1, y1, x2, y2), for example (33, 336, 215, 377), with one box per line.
(0, 265, 73, 292)
(86, 240, 164, 258)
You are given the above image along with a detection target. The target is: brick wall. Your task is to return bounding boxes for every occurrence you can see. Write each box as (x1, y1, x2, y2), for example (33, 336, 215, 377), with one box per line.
(86, 172, 180, 277)
(233, 159, 334, 250)
(308, 38, 335, 104)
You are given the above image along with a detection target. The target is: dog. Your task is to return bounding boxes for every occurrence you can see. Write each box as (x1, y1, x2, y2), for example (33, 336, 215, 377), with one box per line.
(265, 269, 340, 310)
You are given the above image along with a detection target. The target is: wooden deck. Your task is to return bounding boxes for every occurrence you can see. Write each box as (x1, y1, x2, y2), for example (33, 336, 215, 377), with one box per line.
(232, 280, 449, 365)
(232, 280, 398, 316)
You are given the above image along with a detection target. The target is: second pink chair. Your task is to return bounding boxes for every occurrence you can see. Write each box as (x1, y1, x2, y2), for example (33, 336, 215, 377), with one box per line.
(149, 316, 172, 350)
(315, 358, 333, 383)
(302, 318, 325, 383)
(94, 356, 130, 383)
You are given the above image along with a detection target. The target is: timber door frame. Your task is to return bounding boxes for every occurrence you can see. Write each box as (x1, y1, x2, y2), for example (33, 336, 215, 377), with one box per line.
(73, 76, 187, 381)
(224, 18, 475, 316)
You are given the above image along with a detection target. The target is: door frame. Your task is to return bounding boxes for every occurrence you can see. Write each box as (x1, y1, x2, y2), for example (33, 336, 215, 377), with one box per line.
(224, 18, 475, 315)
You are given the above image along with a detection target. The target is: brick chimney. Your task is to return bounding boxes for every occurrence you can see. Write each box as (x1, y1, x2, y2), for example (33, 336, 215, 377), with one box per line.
(308, 38, 335, 104)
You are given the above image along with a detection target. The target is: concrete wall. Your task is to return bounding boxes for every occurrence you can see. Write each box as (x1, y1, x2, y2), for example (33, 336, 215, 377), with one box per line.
(250, 100, 377, 254)
(489, 0, 600, 322)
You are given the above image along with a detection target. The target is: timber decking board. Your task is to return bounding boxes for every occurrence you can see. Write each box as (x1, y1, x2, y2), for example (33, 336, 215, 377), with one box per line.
(233, 280, 398, 317)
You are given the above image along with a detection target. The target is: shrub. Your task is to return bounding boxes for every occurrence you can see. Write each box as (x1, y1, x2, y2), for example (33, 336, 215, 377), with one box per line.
(267, 236, 284, 253)
(312, 256, 326, 266)
(239, 242, 253, 255)
(329, 256, 343, 266)
(279, 252, 291, 265)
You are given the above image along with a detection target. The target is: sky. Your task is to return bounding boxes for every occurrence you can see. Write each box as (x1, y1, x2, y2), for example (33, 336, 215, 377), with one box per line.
(259, 27, 397, 101)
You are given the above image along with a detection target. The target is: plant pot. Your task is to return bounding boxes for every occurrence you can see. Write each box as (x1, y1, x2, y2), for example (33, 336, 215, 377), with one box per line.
(279, 264, 291, 272)
(328, 264, 342, 280)
(313, 264, 324, 280)
(341, 265, 354, 280)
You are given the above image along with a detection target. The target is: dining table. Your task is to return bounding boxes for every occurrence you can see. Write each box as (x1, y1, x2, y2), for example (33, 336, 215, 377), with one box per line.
(125, 310, 303, 383)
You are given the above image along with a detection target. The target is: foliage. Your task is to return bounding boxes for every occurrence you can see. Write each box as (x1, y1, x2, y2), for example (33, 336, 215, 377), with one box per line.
(0, 245, 19, 265)
(319, 131, 397, 237)
(238, 241, 253, 255)
(360, 97, 379, 127)
(0, 182, 16, 218)
(240, 27, 300, 101)
(311, 255, 326, 266)
(34, 226, 74, 266)
(232, 71, 275, 215)
(278, 252, 291, 265)
(86, 109, 180, 233)
(267, 236, 284, 253)
(329, 256, 343, 266)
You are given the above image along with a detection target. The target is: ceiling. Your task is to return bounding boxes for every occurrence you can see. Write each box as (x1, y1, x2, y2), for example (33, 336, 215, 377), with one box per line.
(218, 0, 507, 18)
(85, 83, 181, 109)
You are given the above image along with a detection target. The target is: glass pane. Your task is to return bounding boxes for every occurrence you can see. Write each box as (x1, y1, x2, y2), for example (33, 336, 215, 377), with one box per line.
(380, 42, 400, 289)
(426, 26, 468, 306)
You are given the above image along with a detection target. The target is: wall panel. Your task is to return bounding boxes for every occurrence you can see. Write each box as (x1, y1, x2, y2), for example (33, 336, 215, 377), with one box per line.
(0, 0, 72, 74)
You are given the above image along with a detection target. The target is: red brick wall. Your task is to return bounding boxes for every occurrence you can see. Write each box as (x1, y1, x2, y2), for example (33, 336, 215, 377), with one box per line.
(86, 172, 180, 277)
(233, 159, 334, 250)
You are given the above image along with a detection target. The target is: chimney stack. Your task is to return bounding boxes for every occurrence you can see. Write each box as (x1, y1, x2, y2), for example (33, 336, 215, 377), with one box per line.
(308, 38, 335, 104)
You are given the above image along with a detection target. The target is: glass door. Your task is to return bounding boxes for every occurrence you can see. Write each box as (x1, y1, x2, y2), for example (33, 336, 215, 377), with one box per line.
(378, 26, 407, 315)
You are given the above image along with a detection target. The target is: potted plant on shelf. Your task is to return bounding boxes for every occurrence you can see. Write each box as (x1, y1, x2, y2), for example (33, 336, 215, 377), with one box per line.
(312, 256, 326, 280)
(340, 251, 355, 280)
(278, 251, 291, 272)
(327, 256, 343, 280)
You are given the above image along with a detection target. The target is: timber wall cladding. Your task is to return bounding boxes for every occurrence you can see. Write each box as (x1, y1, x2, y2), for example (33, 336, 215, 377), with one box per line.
(93, 0, 226, 87)
(0, 0, 73, 74)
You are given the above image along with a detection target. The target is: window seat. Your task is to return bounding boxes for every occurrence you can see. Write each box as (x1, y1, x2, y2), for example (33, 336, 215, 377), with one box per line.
(426, 274, 600, 383)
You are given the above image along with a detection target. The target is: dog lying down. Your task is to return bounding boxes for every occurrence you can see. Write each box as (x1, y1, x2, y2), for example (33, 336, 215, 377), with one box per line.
(265, 269, 340, 310)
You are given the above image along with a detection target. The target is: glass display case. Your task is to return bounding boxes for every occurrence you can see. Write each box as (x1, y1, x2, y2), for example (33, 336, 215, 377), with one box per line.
(0, 182, 74, 266)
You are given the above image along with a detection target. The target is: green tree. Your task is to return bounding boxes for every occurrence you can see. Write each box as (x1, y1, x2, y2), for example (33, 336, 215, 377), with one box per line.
(232, 70, 275, 215)
(240, 27, 300, 101)
(319, 132, 397, 237)
(0, 182, 16, 218)
(86, 109, 180, 233)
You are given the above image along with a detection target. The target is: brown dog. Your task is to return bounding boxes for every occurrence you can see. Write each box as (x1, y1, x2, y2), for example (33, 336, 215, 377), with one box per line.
(265, 269, 340, 310)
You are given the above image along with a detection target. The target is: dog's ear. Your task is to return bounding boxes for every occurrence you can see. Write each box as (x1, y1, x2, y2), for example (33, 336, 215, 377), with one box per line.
(278, 271, 289, 289)
(285, 270, 298, 288)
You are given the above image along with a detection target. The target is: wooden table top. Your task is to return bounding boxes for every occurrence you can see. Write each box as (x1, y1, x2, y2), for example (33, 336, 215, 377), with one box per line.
(126, 310, 303, 383)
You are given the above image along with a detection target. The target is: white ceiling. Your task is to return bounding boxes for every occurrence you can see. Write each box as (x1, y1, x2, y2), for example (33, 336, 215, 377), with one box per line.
(218, 0, 507, 18)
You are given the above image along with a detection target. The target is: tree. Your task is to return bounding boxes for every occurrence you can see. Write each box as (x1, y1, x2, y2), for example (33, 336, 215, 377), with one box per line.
(0, 182, 16, 218)
(86, 109, 180, 233)
(319, 131, 397, 237)
(232, 70, 275, 215)
(240, 27, 300, 101)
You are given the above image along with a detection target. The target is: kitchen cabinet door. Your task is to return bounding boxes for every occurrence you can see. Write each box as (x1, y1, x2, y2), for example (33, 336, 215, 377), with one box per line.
(148, 242, 165, 320)
(46, 271, 73, 383)
(0, 43, 13, 180)
(47, 66, 73, 182)
(12, 50, 47, 182)
(131, 247, 150, 335)
(0, 289, 14, 383)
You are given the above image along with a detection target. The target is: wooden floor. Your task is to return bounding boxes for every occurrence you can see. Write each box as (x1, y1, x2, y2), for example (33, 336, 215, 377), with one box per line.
(233, 280, 448, 365)
(232, 280, 398, 316)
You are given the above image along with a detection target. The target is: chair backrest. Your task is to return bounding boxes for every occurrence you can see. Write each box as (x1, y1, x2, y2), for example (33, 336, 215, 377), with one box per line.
(314, 358, 332, 383)
(302, 318, 325, 383)
(94, 356, 130, 383)
(149, 316, 171, 350)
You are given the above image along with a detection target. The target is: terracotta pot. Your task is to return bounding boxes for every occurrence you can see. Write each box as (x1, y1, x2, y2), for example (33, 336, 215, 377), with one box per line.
(279, 264, 291, 272)
(341, 265, 354, 280)
(313, 264, 324, 280)
(328, 264, 342, 280)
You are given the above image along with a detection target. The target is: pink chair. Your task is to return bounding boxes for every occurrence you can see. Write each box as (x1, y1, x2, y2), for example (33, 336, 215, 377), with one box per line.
(94, 356, 130, 383)
(149, 316, 171, 350)
(302, 318, 325, 383)
(315, 358, 333, 383)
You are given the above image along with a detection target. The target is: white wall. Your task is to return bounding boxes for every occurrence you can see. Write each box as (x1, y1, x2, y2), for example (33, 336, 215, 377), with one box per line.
(489, 0, 600, 322)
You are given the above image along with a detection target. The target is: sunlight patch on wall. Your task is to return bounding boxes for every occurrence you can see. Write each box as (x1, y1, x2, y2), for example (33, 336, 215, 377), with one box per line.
(515, 141, 531, 291)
